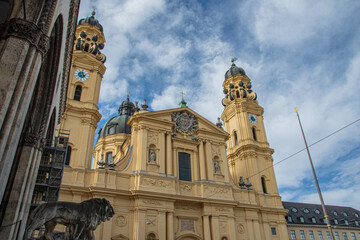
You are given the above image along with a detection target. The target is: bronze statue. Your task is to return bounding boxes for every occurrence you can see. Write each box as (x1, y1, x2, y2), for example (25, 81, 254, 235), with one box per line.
(26, 198, 114, 240)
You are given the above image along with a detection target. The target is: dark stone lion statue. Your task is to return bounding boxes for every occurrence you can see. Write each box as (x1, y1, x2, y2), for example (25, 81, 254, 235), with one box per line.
(26, 198, 114, 240)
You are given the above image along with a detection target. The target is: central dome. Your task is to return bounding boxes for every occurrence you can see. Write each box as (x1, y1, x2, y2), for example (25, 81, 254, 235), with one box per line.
(98, 96, 135, 139)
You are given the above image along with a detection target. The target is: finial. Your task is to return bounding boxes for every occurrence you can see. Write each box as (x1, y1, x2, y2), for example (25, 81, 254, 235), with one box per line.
(179, 90, 187, 108)
(91, 7, 96, 16)
(294, 107, 298, 113)
(216, 117, 223, 128)
(231, 57, 238, 63)
(134, 101, 140, 112)
(141, 99, 148, 110)
(127, 92, 130, 99)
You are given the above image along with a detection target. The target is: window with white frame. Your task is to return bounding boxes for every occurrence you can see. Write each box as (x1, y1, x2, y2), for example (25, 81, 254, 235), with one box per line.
(318, 231, 324, 240)
(334, 219, 338, 224)
(300, 230, 306, 240)
(335, 232, 340, 240)
(350, 232, 357, 240)
(326, 231, 331, 240)
(343, 232, 349, 240)
(299, 216, 305, 223)
(290, 230, 297, 240)
(345, 219, 349, 225)
(309, 230, 315, 240)
(355, 221, 359, 226)
(344, 212, 348, 217)
(311, 217, 316, 223)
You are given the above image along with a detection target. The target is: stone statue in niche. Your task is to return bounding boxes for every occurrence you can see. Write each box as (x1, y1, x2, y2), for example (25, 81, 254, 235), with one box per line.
(149, 148, 156, 163)
(214, 159, 221, 173)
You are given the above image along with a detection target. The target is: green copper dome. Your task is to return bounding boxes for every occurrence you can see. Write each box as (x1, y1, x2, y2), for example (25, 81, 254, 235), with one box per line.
(98, 96, 135, 139)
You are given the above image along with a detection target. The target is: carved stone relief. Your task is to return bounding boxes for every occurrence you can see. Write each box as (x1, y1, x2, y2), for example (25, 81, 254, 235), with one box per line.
(148, 131, 159, 145)
(180, 219, 195, 232)
(142, 177, 172, 188)
(142, 199, 162, 206)
(180, 184, 192, 192)
(237, 223, 245, 233)
(115, 215, 127, 227)
(204, 185, 230, 195)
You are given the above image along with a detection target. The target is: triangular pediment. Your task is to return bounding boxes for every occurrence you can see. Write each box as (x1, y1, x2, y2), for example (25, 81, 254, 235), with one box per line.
(128, 107, 229, 140)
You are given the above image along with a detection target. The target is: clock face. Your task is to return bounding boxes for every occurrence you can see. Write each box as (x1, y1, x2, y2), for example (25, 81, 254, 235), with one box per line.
(74, 69, 89, 81)
(248, 114, 257, 124)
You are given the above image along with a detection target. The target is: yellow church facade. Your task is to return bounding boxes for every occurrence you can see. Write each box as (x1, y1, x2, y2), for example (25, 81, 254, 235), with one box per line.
(58, 13, 289, 240)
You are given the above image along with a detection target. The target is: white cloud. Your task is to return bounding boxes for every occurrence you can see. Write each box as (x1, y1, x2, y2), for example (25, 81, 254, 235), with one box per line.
(252, 0, 339, 46)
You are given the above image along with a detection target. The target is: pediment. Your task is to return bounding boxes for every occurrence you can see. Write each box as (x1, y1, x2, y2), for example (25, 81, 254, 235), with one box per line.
(130, 108, 228, 140)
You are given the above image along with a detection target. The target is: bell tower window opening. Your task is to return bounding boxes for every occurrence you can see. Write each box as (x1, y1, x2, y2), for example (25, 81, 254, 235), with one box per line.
(74, 85, 82, 101)
(178, 152, 191, 181)
(84, 43, 89, 52)
(65, 146, 72, 166)
(234, 131, 238, 145)
(261, 176, 267, 194)
(236, 90, 240, 98)
(252, 127, 257, 141)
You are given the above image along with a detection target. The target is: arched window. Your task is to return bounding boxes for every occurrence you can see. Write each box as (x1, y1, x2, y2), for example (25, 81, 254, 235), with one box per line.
(65, 146, 71, 166)
(261, 176, 267, 194)
(178, 152, 191, 181)
(74, 85, 82, 101)
(147, 233, 157, 240)
(234, 131, 238, 145)
(252, 127, 257, 141)
(236, 90, 240, 98)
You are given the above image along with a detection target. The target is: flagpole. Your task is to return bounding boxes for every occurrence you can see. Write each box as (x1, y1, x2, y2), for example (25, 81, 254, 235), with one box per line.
(294, 107, 335, 240)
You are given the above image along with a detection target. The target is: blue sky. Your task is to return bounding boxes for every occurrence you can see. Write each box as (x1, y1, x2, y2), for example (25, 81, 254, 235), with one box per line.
(78, 0, 360, 209)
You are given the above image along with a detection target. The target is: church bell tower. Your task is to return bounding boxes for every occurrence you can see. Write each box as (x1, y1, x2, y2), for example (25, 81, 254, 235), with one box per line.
(221, 59, 280, 198)
(58, 11, 106, 169)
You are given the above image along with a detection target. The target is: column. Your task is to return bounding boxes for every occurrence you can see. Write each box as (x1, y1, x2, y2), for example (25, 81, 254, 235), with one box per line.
(253, 220, 262, 240)
(205, 141, 214, 181)
(263, 222, 271, 240)
(166, 133, 173, 176)
(173, 148, 177, 178)
(159, 211, 166, 239)
(203, 215, 211, 240)
(210, 216, 220, 240)
(246, 219, 254, 240)
(134, 209, 146, 240)
(193, 150, 199, 181)
(139, 127, 148, 171)
(159, 131, 166, 174)
(221, 143, 231, 183)
(167, 212, 174, 239)
(198, 141, 206, 181)
(229, 217, 237, 240)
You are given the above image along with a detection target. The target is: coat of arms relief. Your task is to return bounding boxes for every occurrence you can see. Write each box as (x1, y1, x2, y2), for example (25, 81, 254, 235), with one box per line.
(172, 111, 198, 140)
